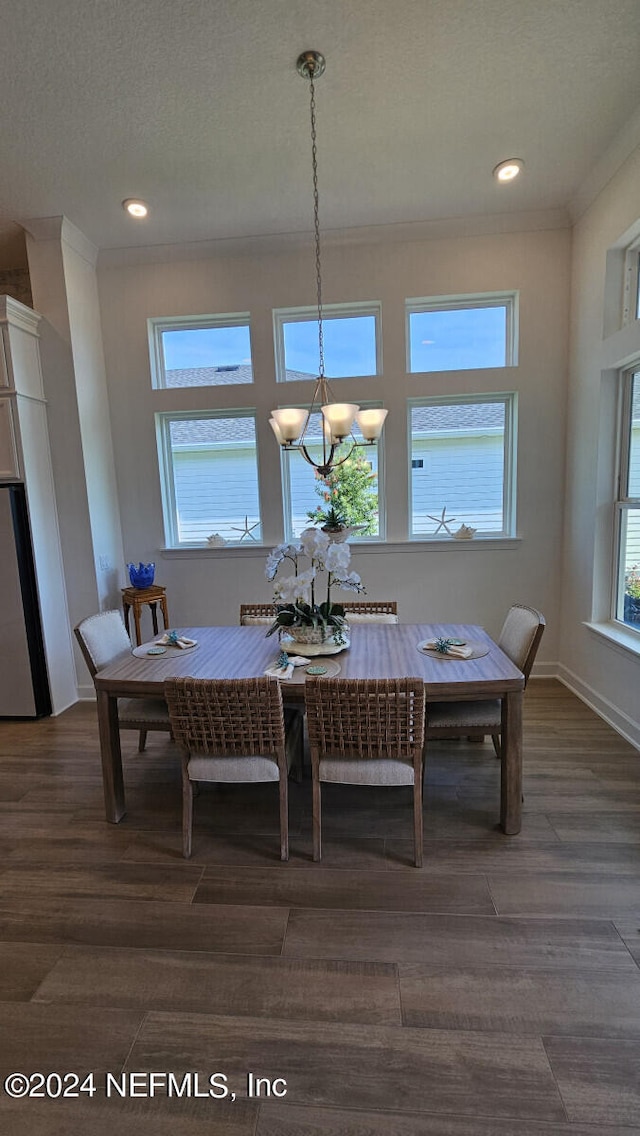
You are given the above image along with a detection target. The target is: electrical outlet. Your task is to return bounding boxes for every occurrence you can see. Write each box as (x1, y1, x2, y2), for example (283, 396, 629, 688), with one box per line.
(98, 555, 111, 571)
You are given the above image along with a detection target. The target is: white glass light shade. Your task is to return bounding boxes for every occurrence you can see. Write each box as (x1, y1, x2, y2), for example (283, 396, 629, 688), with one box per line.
(355, 407, 388, 440)
(271, 407, 308, 443)
(269, 417, 285, 445)
(321, 402, 359, 440)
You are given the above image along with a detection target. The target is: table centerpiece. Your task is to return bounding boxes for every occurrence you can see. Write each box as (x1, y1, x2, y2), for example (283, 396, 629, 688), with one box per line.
(264, 527, 364, 654)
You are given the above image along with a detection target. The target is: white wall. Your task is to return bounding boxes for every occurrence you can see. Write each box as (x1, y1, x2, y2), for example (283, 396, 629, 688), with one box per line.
(97, 224, 569, 657)
(560, 147, 640, 746)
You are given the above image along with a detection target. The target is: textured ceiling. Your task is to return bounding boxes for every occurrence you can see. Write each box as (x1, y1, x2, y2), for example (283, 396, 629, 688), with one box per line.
(1, 0, 640, 261)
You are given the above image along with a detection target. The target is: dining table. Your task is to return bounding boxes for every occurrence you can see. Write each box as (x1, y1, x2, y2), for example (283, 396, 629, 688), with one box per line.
(92, 622, 525, 833)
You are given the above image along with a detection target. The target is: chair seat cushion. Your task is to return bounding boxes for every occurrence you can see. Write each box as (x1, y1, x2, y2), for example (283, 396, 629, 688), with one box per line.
(118, 698, 171, 728)
(319, 757, 415, 786)
(427, 699, 501, 730)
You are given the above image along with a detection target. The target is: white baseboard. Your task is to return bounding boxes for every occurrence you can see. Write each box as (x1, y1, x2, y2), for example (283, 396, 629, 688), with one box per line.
(529, 661, 558, 679)
(555, 663, 640, 752)
(75, 683, 96, 702)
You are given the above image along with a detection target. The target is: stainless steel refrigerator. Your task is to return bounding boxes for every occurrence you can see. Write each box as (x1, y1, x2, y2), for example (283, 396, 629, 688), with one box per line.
(0, 483, 51, 717)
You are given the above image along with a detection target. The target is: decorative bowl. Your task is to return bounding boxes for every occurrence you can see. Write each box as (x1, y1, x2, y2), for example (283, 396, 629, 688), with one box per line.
(127, 562, 155, 589)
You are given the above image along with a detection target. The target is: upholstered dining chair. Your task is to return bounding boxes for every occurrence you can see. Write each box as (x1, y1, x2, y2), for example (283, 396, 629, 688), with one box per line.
(239, 603, 275, 625)
(305, 677, 426, 866)
(74, 610, 171, 752)
(164, 676, 302, 859)
(425, 603, 545, 756)
(240, 600, 398, 625)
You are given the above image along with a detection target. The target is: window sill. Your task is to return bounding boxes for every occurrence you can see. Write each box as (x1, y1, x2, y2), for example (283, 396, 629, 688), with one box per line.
(584, 621, 640, 659)
(160, 536, 521, 559)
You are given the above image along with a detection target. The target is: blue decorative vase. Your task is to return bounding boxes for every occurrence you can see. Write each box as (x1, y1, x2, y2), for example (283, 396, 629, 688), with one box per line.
(127, 562, 155, 589)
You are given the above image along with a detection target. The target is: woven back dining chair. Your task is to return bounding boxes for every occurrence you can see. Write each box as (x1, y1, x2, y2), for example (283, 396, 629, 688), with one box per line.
(425, 603, 545, 756)
(305, 677, 426, 866)
(239, 603, 275, 626)
(164, 676, 302, 859)
(240, 600, 398, 625)
(74, 610, 171, 752)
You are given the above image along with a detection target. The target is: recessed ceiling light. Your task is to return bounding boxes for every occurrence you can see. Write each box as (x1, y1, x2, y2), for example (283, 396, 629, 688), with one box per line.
(493, 159, 524, 183)
(122, 198, 148, 218)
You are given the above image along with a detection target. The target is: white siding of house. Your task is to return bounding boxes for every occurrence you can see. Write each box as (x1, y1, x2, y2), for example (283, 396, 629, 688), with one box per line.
(173, 447, 261, 542)
(412, 435, 504, 534)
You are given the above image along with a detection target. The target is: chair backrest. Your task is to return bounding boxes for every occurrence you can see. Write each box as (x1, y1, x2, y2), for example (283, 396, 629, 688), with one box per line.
(239, 603, 275, 625)
(342, 600, 398, 624)
(305, 677, 425, 762)
(164, 676, 286, 757)
(74, 610, 132, 677)
(498, 603, 545, 686)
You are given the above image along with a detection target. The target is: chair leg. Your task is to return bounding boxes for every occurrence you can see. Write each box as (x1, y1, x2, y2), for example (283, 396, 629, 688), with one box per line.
(138, 729, 147, 752)
(312, 774, 322, 862)
(492, 733, 501, 758)
(413, 770, 423, 868)
(278, 774, 289, 861)
(182, 773, 194, 859)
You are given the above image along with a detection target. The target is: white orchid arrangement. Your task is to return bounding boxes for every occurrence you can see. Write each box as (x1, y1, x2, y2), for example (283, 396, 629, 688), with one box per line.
(264, 527, 365, 640)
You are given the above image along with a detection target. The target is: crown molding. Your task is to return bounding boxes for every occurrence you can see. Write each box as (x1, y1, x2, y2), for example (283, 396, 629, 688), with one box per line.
(570, 103, 640, 223)
(0, 295, 41, 336)
(20, 215, 98, 266)
(97, 207, 570, 269)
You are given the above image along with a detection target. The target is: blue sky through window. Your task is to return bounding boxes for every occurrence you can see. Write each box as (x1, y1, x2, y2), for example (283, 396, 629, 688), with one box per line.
(283, 316, 377, 378)
(162, 325, 252, 370)
(409, 306, 507, 372)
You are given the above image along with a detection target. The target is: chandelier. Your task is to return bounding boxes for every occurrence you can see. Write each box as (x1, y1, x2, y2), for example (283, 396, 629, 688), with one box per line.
(270, 50, 388, 478)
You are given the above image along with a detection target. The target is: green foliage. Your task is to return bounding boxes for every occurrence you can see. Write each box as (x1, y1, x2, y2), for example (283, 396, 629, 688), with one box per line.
(626, 564, 640, 599)
(307, 453, 378, 534)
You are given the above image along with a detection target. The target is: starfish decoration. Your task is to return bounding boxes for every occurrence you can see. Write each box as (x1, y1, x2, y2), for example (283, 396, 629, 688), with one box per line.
(433, 637, 454, 654)
(427, 506, 456, 536)
(231, 515, 260, 542)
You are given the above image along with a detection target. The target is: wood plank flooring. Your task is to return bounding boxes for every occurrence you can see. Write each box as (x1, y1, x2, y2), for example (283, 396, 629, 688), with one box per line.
(1, 678, 640, 1133)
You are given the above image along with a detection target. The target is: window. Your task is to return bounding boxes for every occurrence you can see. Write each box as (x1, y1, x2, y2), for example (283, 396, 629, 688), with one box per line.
(274, 303, 381, 381)
(409, 394, 516, 538)
(149, 315, 253, 388)
(156, 411, 261, 546)
(281, 410, 382, 541)
(614, 369, 640, 632)
(406, 293, 517, 373)
(622, 244, 640, 325)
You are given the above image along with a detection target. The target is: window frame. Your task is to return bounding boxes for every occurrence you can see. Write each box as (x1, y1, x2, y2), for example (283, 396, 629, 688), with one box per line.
(622, 244, 640, 326)
(612, 367, 640, 636)
(407, 391, 518, 540)
(279, 400, 387, 544)
(273, 301, 382, 383)
(148, 312, 254, 390)
(155, 408, 262, 548)
(405, 291, 519, 374)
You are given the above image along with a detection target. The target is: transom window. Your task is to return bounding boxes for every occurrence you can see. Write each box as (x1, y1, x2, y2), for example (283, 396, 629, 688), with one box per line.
(406, 293, 517, 373)
(274, 303, 381, 381)
(149, 315, 253, 389)
(614, 369, 640, 633)
(156, 411, 261, 547)
(409, 394, 516, 538)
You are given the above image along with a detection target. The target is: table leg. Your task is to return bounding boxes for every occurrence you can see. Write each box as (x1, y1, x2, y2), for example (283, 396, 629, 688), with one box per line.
(149, 602, 159, 635)
(500, 690, 523, 834)
(96, 689, 125, 822)
(133, 605, 142, 646)
(123, 602, 131, 637)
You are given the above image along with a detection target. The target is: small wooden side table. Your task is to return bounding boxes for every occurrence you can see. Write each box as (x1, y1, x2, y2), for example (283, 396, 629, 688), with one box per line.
(121, 585, 170, 646)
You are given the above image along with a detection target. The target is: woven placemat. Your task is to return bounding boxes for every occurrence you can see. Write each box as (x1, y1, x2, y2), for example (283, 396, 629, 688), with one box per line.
(132, 639, 198, 658)
(416, 639, 489, 661)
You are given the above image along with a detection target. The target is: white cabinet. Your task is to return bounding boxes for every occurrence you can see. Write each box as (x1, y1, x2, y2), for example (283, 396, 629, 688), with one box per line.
(0, 296, 77, 714)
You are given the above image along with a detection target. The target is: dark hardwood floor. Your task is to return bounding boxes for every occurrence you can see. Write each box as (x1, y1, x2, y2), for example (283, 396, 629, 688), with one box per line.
(1, 678, 640, 1133)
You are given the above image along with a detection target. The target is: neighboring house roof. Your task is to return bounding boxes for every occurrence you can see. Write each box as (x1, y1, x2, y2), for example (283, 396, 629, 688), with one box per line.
(165, 365, 313, 387)
(169, 399, 506, 447)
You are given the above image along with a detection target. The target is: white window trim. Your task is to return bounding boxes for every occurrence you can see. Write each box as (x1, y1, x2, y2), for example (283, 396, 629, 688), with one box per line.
(405, 291, 519, 373)
(611, 366, 640, 639)
(155, 408, 262, 549)
(407, 391, 518, 540)
(273, 301, 382, 382)
(622, 242, 640, 327)
(148, 312, 253, 390)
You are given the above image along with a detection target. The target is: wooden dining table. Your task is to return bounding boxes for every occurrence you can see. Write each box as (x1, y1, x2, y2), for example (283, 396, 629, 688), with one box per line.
(93, 622, 525, 833)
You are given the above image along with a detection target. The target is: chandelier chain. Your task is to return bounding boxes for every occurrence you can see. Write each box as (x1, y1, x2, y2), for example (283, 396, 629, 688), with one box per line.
(308, 66, 325, 382)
